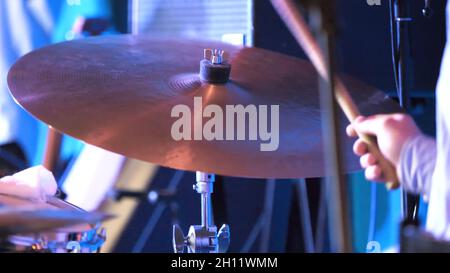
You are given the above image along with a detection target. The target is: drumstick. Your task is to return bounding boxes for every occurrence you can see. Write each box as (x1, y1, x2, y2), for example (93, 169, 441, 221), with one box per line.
(271, 0, 400, 189)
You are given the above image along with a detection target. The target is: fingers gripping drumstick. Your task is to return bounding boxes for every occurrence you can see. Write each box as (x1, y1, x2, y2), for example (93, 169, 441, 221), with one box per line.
(271, 0, 400, 189)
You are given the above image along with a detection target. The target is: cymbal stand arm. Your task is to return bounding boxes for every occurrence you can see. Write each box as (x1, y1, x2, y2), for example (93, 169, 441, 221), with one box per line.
(172, 172, 230, 253)
(196, 172, 213, 228)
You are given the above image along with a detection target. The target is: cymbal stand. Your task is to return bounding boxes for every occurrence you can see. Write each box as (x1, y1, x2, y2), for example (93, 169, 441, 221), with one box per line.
(299, 0, 352, 253)
(171, 49, 232, 253)
(173, 172, 230, 253)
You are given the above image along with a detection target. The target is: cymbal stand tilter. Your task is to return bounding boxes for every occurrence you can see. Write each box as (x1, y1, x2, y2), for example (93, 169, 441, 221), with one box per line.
(173, 172, 230, 253)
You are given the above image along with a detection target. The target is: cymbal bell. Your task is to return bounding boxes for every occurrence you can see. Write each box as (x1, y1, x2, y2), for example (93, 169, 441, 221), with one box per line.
(7, 35, 401, 179)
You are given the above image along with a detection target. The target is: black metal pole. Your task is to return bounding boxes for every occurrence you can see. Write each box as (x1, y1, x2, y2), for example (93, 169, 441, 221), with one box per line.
(392, 0, 420, 226)
(394, 0, 411, 110)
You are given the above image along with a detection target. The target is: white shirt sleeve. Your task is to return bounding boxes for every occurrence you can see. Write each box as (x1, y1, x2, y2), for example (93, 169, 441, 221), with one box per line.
(398, 134, 437, 201)
(421, 1, 450, 241)
(396, 2, 450, 241)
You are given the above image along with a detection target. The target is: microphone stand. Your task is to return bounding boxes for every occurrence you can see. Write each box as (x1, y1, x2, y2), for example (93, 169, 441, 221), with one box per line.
(390, 0, 420, 226)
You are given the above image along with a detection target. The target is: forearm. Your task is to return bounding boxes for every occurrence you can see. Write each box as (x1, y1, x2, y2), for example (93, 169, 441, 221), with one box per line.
(398, 134, 437, 200)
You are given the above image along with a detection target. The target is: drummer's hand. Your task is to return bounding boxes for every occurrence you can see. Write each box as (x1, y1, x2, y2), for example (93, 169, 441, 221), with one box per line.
(346, 114, 421, 182)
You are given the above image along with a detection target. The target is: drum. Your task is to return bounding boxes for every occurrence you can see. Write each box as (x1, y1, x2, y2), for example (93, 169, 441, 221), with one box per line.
(0, 194, 106, 253)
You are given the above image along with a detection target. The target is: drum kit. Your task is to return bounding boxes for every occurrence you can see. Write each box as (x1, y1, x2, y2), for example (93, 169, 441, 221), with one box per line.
(0, 194, 109, 253)
(2, 0, 403, 253)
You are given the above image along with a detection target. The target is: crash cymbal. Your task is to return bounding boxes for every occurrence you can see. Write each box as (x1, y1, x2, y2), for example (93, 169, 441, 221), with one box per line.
(7, 35, 400, 179)
(0, 208, 107, 236)
(0, 194, 111, 236)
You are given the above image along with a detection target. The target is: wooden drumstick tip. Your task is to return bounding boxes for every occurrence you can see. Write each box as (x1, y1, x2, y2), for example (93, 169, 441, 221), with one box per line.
(386, 181, 400, 190)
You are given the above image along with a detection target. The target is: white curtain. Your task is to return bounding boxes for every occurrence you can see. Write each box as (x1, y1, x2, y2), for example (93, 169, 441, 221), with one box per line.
(0, 0, 54, 145)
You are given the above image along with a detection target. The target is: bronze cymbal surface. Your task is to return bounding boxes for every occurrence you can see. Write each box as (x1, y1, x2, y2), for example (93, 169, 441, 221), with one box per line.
(0, 195, 110, 236)
(7, 35, 400, 179)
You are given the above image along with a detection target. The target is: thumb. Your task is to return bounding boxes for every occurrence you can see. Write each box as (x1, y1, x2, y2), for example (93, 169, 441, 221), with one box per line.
(353, 114, 390, 137)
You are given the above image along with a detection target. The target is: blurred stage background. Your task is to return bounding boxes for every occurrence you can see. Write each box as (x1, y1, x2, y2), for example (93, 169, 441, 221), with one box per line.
(0, 0, 445, 253)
